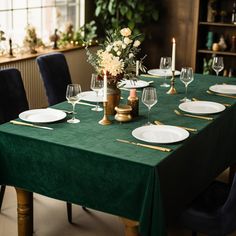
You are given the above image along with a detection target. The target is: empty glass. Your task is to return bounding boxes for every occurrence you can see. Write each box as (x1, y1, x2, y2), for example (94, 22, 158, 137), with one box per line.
(142, 87, 158, 125)
(66, 84, 82, 123)
(180, 67, 194, 102)
(90, 74, 103, 112)
(159, 57, 172, 87)
(212, 56, 224, 84)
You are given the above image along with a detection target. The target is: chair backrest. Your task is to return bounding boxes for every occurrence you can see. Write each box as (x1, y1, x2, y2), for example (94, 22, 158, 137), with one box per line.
(0, 68, 29, 124)
(36, 52, 72, 106)
(220, 173, 236, 234)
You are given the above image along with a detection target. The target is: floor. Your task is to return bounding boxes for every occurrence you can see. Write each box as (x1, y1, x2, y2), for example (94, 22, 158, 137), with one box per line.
(0, 169, 235, 236)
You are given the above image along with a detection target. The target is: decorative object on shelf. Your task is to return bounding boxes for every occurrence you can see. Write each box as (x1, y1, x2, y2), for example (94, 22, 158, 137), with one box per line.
(228, 68, 236, 77)
(230, 35, 236, 52)
(114, 104, 132, 122)
(23, 24, 44, 54)
(223, 69, 228, 77)
(86, 27, 144, 114)
(7, 38, 15, 58)
(0, 29, 6, 55)
(232, 1, 236, 24)
(212, 42, 220, 51)
(218, 35, 227, 51)
(206, 31, 214, 50)
(220, 10, 227, 23)
(49, 29, 60, 49)
(207, 0, 218, 22)
(127, 89, 139, 118)
(58, 22, 74, 47)
(203, 58, 213, 75)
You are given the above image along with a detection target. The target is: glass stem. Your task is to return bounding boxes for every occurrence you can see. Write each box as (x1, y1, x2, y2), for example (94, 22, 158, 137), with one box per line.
(147, 107, 151, 124)
(185, 85, 188, 98)
(96, 91, 99, 110)
(72, 103, 76, 120)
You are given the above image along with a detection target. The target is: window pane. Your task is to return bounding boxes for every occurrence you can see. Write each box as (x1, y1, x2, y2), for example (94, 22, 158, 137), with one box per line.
(13, 10, 27, 45)
(28, 8, 42, 37)
(56, 0, 67, 6)
(42, 7, 55, 44)
(68, 5, 76, 25)
(0, 0, 12, 11)
(0, 11, 11, 34)
(12, 0, 27, 9)
(42, 0, 55, 7)
(28, 0, 41, 8)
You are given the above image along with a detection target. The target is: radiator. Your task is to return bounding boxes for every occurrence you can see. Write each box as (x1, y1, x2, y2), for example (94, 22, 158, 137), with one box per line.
(0, 48, 94, 109)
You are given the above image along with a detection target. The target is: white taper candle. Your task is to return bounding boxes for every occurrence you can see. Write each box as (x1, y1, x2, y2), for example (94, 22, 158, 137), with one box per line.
(171, 38, 176, 71)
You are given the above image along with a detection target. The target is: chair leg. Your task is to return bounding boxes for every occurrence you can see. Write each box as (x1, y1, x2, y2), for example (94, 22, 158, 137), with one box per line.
(67, 202, 72, 223)
(0, 185, 6, 211)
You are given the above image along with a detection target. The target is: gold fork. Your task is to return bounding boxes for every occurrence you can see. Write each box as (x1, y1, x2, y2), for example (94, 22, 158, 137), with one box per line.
(174, 109, 213, 121)
(207, 90, 236, 99)
(192, 97, 231, 107)
(154, 120, 197, 132)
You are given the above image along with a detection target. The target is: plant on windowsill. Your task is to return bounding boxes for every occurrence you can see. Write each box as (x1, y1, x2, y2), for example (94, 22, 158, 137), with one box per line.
(95, 0, 159, 37)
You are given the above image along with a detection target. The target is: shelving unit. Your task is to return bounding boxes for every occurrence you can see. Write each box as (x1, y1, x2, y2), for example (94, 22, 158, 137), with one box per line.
(195, 0, 236, 76)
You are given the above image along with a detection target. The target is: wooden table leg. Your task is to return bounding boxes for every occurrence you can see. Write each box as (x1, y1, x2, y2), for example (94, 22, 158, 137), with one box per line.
(121, 217, 140, 236)
(15, 188, 33, 236)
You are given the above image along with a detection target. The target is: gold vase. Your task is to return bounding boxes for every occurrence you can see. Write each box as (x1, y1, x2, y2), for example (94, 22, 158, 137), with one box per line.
(107, 82, 121, 115)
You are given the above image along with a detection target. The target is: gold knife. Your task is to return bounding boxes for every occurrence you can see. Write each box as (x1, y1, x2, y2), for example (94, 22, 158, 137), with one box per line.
(174, 110, 213, 121)
(10, 120, 53, 130)
(116, 139, 171, 152)
(207, 90, 236, 99)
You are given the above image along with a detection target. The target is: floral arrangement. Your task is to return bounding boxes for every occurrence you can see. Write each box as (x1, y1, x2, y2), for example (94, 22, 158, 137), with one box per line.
(87, 27, 144, 83)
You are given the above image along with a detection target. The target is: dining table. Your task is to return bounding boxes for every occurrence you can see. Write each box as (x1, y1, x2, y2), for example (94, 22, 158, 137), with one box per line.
(0, 73, 236, 236)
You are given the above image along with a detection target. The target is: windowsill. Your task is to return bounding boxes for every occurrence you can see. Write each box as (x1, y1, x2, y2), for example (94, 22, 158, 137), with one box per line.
(0, 44, 96, 65)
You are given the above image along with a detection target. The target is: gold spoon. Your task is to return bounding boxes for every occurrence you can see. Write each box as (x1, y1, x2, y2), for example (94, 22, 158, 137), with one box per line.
(174, 109, 213, 121)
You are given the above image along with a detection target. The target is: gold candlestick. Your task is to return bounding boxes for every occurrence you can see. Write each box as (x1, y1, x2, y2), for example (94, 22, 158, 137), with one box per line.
(167, 70, 177, 94)
(99, 101, 112, 125)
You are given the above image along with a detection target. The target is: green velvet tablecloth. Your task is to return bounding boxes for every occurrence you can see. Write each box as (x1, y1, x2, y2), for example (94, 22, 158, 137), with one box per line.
(1, 74, 236, 236)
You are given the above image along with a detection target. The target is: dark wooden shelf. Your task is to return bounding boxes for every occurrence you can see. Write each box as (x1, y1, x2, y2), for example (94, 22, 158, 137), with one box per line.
(199, 21, 236, 27)
(198, 49, 236, 56)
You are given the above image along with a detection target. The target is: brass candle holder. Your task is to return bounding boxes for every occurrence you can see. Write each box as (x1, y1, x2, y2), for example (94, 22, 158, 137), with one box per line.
(167, 70, 177, 94)
(99, 101, 112, 125)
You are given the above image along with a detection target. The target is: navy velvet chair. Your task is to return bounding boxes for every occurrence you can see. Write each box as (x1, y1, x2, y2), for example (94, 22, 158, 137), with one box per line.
(36, 52, 72, 106)
(0, 68, 29, 212)
(180, 174, 236, 236)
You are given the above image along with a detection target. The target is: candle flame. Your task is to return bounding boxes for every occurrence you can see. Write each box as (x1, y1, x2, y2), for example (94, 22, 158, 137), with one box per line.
(172, 38, 176, 43)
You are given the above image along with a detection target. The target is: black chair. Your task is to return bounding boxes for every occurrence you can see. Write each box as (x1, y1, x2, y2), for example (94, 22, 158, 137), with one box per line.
(180, 173, 236, 236)
(36, 52, 72, 106)
(0, 68, 29, 212)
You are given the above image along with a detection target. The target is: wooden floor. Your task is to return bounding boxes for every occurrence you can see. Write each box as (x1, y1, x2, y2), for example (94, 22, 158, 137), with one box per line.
(0, 169, 235, 236)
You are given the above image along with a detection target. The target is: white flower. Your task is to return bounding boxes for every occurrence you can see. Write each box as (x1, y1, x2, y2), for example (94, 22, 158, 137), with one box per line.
(106, 45, 112, 52)
(113, 46, 119, 52)
(129, 53, 134, 58)
(120, 28, 132, 37)
(117, 51, 121, 56)
(124, 37, 132, 45)
(122, 43, 126, 49)
(114, 40, 122, 46)
(133, 40, 141, 47)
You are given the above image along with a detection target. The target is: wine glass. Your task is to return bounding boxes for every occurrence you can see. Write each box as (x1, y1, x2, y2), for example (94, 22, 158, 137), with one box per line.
(66, 84, 82, 123)
(90, 74, 103, 112)
(159, 57, 172, 87)
(180, 67, 194, 102)
(142, 87, 158, 125)
(212, 56, 224, 84)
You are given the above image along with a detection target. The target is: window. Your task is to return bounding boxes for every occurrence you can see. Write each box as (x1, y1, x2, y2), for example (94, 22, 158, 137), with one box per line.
(0, 0, 85, 46)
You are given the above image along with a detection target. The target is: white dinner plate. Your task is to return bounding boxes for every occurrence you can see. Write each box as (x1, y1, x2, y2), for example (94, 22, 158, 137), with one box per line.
(209, 84, 236, 95)
(123, 80, 149, 89)
(179, 101, 225, 115)
(80, 91, 104, 102)
(132, 125, 189, 144)
(19, 109, 66, 123)
(147, 69, 181, 77)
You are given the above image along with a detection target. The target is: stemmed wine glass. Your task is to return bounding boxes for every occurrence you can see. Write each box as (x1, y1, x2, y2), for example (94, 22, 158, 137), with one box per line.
(90, 74, 103, 112)
(159, 57, 172, 87)
(180, 67, 194, 102)
(142, 87, 158, 125)
(212, 56, 224, 84)
(66, 84, 82, 123)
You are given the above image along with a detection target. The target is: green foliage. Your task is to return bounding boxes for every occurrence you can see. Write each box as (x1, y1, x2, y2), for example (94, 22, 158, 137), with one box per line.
(203, 58, 213, 75)
(95, 0, 159, 37)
